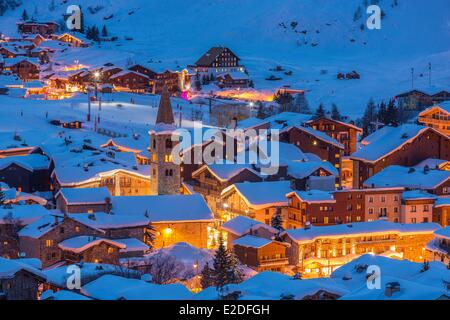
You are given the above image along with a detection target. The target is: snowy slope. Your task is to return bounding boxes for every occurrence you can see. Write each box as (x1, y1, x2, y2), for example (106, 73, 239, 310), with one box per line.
(0, 0, 449, 117)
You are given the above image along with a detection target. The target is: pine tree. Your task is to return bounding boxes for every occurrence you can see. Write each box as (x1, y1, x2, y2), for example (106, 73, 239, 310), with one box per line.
(331, 103, 342, 121)
(378, 101, 387, 124)
(275, 92, 293, 112)
(101, 25, 108, 37)
(361, 98, 377, 137)
(200, 262, 215, 289)
(21, 9, 28, 21)
(386, 99, 399, 125)
(145, 221, 156, 250)
(212, 235, 242, 293)
(314, 103, 326, 119)
(0, 188, 6, 206)
(293, 93, 312, 114)
(271, 208, 284, 232)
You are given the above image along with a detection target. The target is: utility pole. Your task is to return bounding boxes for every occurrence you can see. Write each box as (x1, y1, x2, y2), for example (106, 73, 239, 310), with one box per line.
(428, 62, 432, 87)
(87, 88, 91, 122)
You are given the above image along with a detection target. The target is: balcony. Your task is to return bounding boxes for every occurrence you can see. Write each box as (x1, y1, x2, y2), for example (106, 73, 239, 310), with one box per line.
(258, 257, 290, 267)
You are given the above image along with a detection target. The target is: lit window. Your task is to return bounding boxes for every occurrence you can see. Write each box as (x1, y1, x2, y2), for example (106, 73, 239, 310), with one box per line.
(45, 240, 54, 247)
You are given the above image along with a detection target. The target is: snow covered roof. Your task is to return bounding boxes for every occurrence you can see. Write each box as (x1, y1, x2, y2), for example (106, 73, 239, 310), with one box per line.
(236, 112, 312, 131)
(434, 227, 450, 240)
(352, 125, 444, 163)
(110, 70, 149, 80)
(402, 190, 437, 201)
(0, 154, 50, 171)
(287, 160, 338, 179)
(217, 71, 249, 80)
(111, 194, 214, 223)
(114, 238, 149, 253)
(289, 125, 345, 149)
(287, 190, 335, 203)
(0, 257, 46, 280)
(414, 158, 449, 170)
(283, 221, 441, 243)
(42, 290, 92, 300)
(221, 216, 278, 236)
(233, 235, 273, 249)
(4, 57, 40, 67)
(222, 181, 292, 209)
(0, 204, 51, 226)
(56, 187, 111, 205)
(434, 197, 450, 208)
(363, 165, 450, 190)
(58, 236, 126, 253)
(18, 214, 65, 238)
(193, 163, 260, 182)
(81, 274, 193, 300)
(195, 271, 348, 300)
(68, 212, 149, 230)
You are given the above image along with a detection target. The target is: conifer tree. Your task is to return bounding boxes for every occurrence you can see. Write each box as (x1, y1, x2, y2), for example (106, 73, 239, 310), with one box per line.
(145, 221, 156, 250)
(293, 93, 312, 114)
(314, 103, 326, 119)
(212, 235, 242, 293)
(101, 25, 108, 37)
(271, 208, 284, 232)
(361, 98, 377, 137)
(331, 103, 342, 121)
(200, 262, 215, 289)
(21, 9, 28, 21)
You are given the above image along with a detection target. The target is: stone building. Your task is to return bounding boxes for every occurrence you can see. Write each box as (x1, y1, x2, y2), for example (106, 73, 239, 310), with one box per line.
(149, 86, 181, 195)
(55, 187, 112, 214)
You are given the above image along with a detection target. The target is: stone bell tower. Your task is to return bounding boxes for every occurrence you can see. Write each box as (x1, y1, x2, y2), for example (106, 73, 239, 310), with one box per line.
(149, 86, 181, 195)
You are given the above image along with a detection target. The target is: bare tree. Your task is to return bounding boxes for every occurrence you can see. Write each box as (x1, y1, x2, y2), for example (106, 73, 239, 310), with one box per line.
(147, 252, 185, 284)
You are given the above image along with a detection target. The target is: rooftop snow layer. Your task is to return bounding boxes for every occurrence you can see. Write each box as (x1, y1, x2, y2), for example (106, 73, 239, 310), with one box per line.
(57, 187, 111, 204)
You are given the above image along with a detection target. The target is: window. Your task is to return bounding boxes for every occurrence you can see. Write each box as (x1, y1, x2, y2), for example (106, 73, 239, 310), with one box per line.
(59, 227, 65, 234)
(369, 197, 374, 203)
(394, 195, 399, 201)
(411, 218, 417, 223)
(107, 247, 114, 254)
(411, 205, 417, 213)
(265, 209, 270, 215)
(75, 226, 81, 233)
(423, 205, 429, 212)
(381, 196, 386, 203)
(356, 216, 362, 221)
(368, 208, 374, 214)
(323, 217, 329, 224)
(45, 239, 54, 247)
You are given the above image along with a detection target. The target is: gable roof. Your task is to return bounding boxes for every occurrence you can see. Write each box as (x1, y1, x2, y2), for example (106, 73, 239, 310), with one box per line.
(56, 187, 111, 205)
(192, 163, 261, 182)
(58, 236, 126, 253)
(195, 47, 239, 67)
(0, 257, 46, 280)
(352, 125, 447, 163)
(363, 165, 450, 190)
(222, 181, 291, 210)
(289, 126, 345, 149)
(232, 235, 274, 249)
(111, 194, 214, 223)
(286, 190, 335, 204)
(307, 117, 363, 133)
(221, 215, 278, 236)
(0, 154, 50, 172)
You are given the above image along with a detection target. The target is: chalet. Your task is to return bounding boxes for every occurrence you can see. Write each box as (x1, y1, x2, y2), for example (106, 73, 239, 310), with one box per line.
(17, 21, 59, 37)
(363, 165, 450, 196)
(68, 70, 92, 85)
(128, 64, 156, 78)
(282, 221, 440, 278)
(57, 33, 89, 47)
(18, 215, 105, 268)
(232, 235, 290, 272)
(51, 151, 151, 196)
(55, 187, 112, 214)
(220, 215, 278, 249)
(0, 258, 46, 300)
(431, 90, 450, 104)
(58, 236, 125, 265)
(286, 160, 338, 191)
(351, 125, 450, 188)
(100, 66, 123, 82)
(220, 181, 292, 226)
(0, 154, 52, 193)
(0, 46, 19, 58)
(191, 163, 262, 213)
(284, 126, 345, 186)
(190, 47, 245, 77)
(418, 101, 450, 136)
(216, 72, 250, 89)
(110, 70, 150, 92)
(426, 227, 450, 265)
(6, 58, 40, 81)
(151, 69, 191, 94)
(307, 117, 362, 156)
(433, 197, 450, 227)
(395, 89, 434, 111)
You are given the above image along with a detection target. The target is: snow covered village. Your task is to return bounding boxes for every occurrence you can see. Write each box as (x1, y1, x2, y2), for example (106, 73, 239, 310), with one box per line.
(0, 0, 449, 305)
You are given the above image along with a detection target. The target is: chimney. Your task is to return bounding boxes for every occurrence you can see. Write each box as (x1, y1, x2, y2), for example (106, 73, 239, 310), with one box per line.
(304, 221, 311, 230)
(384, 282, 401, 297)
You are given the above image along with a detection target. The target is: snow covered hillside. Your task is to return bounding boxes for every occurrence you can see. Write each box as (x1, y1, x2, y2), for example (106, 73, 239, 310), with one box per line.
(0, 0, 449, 117)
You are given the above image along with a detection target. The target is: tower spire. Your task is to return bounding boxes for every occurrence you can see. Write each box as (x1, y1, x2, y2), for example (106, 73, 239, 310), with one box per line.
(156, 85, 175, 125)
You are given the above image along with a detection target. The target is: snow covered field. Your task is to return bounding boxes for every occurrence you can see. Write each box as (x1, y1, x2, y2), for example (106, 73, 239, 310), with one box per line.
(0, 0, 448, 118)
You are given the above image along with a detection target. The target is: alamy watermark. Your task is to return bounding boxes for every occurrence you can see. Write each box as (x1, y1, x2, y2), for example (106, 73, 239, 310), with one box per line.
(366, 265, 381, 289)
